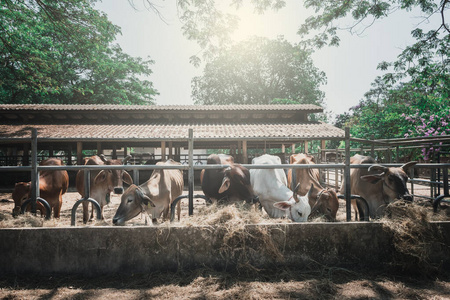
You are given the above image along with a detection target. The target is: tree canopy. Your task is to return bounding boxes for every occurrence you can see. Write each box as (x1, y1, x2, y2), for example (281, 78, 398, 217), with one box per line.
(192, 36, 326, 106)
(0, 0, 158, 104)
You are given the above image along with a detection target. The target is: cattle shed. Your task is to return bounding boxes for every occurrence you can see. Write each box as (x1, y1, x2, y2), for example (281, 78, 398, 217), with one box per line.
(0, 104, 344, 167)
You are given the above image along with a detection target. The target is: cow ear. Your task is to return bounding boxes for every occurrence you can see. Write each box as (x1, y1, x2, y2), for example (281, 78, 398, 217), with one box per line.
(94, 170, 107, 184)
(273, 201, 292, 211)
(218, 176, 231, 193)
(361, 174, 383, 184)
(136, 188, 155, 207)
(401, 161, 417, 175)
(122, 171, 133, 185)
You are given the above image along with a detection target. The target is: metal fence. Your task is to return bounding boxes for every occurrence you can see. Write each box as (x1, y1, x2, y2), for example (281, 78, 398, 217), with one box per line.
(1, 128, 449, 225)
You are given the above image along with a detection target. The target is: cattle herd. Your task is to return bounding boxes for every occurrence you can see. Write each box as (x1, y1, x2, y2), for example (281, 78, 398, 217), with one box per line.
(11, 153, 418, 225)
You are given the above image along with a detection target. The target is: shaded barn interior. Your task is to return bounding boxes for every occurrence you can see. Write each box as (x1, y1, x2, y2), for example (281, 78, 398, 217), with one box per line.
(0, 104, 345, 189)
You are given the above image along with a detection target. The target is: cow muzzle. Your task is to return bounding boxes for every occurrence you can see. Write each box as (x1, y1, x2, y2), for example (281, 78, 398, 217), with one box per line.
(114, 187, 124, 194)
(402, 194, 413, 202)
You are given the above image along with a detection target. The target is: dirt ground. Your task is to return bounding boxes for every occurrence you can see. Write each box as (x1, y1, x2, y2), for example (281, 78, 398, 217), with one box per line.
(1, 185, 450, 299)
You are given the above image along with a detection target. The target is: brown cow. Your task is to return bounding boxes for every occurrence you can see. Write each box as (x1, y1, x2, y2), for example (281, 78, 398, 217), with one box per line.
(287, 153, 339, 221)
(112, 159, 184, 225)
(340, 154, 417, 219)
(200, 154, 257, 205)
(76, 155, 133, 223)
(12, 158, 69, 218)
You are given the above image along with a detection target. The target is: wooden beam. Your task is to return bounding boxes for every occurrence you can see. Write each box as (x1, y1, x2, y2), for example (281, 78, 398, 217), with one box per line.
(242, 140, 248, 164)
(168, 141, 173, 159)
(77, 142, 83, 165)
(96, 142, 102, 155)
(161, 141, 166, 161)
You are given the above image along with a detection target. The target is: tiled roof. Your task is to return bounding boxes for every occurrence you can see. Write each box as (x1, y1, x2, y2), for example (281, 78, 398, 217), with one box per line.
(0, 104, 323, 112)
(0, 122, 344, 140)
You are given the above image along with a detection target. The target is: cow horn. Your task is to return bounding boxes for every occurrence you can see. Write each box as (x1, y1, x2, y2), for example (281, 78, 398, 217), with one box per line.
(368, 164, 388, 173)
(401, 161, 417, 173)
(98, 154, 107, 162)
(307, 183, 314, 199)
(293, 183, 301, 202)
(123, 155, 132, 165)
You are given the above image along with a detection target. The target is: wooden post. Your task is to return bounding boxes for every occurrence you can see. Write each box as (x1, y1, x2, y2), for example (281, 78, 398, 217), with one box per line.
(49, 146, 54, 158)
(304, 141, 309, 154)
(67, 146, 73, 165)
(96, 142, 102, 155)
(23, 143, 30, 166)
(77, 142, 83, 165)
(188, 129, 194, 216)
(168, 141, 173, 159)
(345, 127, 351, 221)
(161, 141, 166, 161)
(112, 145, 117, 159)
(291, 143, 296, 154)
(242, 140, 248, 164)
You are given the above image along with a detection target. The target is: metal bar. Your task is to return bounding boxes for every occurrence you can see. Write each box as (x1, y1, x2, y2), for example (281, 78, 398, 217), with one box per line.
(188, 129, 194, 216)
(30, 129, 38, 214)
(345, 127, 351, 221)
(83, 169, 90, 199)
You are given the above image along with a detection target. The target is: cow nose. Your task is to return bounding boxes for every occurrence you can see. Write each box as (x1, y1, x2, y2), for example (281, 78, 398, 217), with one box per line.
(403, 194, 413, 202)
(114, 187, 124, 194)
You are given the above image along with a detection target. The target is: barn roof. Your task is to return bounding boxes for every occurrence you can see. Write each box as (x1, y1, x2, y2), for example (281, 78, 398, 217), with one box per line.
(0, 104, 344, 149)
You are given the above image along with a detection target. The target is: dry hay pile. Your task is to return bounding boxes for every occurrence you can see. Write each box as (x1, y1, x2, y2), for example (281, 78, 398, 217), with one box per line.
(381, 200, 449, 276)
(176, 203, 291, 273)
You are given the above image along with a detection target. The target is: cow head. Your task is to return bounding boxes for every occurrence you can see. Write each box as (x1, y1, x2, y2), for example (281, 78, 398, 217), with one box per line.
(273, 184, 312, 222)
(11, 182, 31, 217)
(218, 164, 257, 204)
(95, 155, 133, 195)
(309, 188, 339, 221)
(361, 161, 417, 201)
(113, 184, 155, 225)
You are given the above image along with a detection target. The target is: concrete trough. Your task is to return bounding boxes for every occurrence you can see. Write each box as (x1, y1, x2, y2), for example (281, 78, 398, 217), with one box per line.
(1, 222, 450, 276)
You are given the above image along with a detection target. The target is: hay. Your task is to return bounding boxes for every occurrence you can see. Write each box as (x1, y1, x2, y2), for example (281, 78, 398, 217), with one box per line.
(176, 203, 290, 273)
(381, 200, 447, 276)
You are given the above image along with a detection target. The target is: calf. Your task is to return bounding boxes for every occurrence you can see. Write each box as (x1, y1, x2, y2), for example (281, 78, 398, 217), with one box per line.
(12, 158, 69, 218)
(287, 153, 339, 221)
(113, 159, 184, 225)
(340, 154, 417, 219)
(250, 154, 311, 222)
(76, 154, 133, 223)
(200, 154, 257, 205)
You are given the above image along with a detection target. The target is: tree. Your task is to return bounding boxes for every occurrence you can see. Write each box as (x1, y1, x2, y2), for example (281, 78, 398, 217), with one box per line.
(192, 36, 326, 106)
(0, 0, 158, 104)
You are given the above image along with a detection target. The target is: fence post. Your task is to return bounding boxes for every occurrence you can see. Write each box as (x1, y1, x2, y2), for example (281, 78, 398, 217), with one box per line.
(30, 129, 39, 213)
(188, 129, 194, 216)
(345, 127, 351, 221)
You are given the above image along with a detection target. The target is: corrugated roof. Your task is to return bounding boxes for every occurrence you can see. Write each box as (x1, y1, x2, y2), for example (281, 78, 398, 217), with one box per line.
(0, 104, 323, 112)
(0, 122, 344, 140)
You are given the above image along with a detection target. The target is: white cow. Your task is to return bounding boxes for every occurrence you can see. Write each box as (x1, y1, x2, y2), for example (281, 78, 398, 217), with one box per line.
(250, 154, 311, 222)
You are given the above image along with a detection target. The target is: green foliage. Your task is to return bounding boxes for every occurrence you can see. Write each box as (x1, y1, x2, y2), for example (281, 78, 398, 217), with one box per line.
(192, 36, 326, 106)
(0, 0, 158, 104)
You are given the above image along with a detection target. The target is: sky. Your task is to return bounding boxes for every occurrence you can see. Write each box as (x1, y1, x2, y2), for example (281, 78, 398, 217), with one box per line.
(95, 1, 435, 118)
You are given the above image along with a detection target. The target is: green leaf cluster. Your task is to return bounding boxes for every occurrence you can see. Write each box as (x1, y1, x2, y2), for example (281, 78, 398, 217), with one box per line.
(0, 0, 158, 104)
(192, 36, 326, 107)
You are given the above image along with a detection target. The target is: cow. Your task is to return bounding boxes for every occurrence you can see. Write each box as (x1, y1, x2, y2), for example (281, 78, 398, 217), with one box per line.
(200, 154, 257, 205)
(76, 154, 133, 223)
(340, 154, 417, 219)
(12, 157, 69, 218)
(112, 159, 184, 225)
(287, 153, 339, 221)
(250, 154, 311, 222)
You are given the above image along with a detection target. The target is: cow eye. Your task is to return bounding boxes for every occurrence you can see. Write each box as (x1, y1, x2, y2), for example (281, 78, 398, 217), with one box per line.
(297, 211, 303, 217)
(127, 198, 133, 203)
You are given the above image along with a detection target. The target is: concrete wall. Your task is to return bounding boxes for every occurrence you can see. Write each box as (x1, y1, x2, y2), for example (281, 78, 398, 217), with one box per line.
(1, 222, 450, 276)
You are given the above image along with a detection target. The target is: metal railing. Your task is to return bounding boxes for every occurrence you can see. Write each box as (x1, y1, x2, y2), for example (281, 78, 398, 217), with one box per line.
(1, 128, 449, 224)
